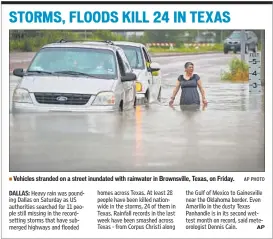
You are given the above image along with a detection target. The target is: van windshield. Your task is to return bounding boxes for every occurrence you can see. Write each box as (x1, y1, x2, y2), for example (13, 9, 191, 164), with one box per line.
(117, 45, 145, 70)
(28, 47, 117, 79)
(229, 32, 246, 40)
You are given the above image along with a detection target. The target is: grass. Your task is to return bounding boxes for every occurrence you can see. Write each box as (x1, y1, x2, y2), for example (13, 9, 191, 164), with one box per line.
(148, 43, 223, 53)
(221, 57, 249, 82)
(10, 31, 262, 55)
(10, 30, 224, 54)
(9, 30, 126, 52)
(148, 43, 262, 54)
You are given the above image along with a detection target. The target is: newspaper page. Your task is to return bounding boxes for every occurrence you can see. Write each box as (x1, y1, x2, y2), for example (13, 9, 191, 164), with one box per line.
(1, 0, 272, 238)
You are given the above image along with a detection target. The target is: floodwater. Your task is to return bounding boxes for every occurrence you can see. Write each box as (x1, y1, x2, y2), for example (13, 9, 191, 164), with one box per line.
(9, 53, 265, 172)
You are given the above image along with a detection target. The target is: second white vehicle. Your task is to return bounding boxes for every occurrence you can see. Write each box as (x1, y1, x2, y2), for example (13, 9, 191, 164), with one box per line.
(114, 41, 162, 103)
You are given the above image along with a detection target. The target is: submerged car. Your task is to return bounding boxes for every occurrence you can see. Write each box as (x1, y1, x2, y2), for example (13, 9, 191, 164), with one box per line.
(223, 30, 258, 54)
(12, 40, 137, 113)
(113, 41, 162, 103)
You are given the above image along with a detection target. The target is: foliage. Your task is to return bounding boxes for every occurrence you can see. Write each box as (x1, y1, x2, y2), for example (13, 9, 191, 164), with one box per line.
(9, 30, 263, 53)
(148, 44, 223, 53)
(9, 30, 126, 52)
(221, 58, 249, 82)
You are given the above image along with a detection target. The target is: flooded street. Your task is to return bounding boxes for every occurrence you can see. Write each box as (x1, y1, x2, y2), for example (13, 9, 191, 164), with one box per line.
(9, 53, 265, 172)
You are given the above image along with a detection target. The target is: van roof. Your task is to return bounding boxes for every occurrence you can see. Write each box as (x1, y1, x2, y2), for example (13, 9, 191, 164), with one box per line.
(42, 41, 121, 51)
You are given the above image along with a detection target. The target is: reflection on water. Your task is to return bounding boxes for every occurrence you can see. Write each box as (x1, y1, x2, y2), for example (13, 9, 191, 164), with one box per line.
(9, 82, 265, 172)
(160, 83, 264, 112)
(134, 106, 144, 167)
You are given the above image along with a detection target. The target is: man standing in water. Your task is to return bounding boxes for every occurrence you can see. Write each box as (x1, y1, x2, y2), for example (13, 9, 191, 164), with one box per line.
(169, 62, 208, 108)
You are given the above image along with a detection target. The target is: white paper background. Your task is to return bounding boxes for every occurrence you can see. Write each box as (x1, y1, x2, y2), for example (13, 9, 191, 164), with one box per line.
(1, 2, 272, 238)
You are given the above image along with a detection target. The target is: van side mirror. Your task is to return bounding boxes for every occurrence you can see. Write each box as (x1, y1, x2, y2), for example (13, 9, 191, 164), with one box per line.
(121, 73, 137, 82)
(150, 62, 161, 72)
(13, 68, 24, 77)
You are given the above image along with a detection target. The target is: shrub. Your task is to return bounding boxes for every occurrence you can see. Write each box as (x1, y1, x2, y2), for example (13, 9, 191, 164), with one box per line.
(9, 30, 127, 52)
(221, 58, 249, 82)
(23, 39, 33, 52)
(148, 44, 223, 53)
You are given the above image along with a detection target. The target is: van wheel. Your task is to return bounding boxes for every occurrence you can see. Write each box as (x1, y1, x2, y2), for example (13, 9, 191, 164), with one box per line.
(157, 87, 162, 101)
(119, 101, 123, 112)
(133, 97, 137, 108)
(145, 90, 150, 104)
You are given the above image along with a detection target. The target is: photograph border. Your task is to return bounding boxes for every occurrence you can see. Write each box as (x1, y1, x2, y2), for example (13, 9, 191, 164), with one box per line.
(7, 26, 266, 173)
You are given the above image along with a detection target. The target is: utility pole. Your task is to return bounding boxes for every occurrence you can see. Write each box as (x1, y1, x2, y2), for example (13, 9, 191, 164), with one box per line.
(240, 30, 246, 61)
(261, 30, 265, 86)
